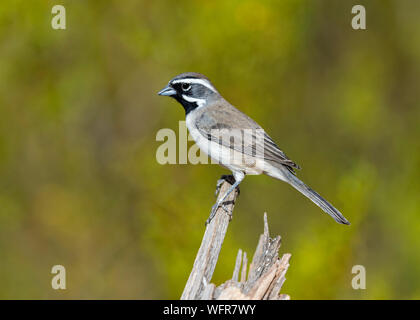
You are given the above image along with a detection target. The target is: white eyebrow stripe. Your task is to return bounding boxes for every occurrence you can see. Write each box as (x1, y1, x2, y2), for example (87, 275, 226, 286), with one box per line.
(172, 78, 217, 93)
(182, 94, 206, 107)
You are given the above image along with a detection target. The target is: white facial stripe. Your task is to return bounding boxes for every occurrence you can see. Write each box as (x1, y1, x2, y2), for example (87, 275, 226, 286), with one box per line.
(172, 78, 217, 93)
(182, 94, 206, 107)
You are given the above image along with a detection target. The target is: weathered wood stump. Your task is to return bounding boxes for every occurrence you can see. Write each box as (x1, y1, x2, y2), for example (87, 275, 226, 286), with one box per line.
(181, 178, 291, 300)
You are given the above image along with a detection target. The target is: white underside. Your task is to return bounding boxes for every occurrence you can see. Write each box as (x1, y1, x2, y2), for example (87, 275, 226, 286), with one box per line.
(186, 112, 287, 181)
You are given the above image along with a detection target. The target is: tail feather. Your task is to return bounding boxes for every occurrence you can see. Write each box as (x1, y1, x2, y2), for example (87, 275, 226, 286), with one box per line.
(284, 171, 350, 225)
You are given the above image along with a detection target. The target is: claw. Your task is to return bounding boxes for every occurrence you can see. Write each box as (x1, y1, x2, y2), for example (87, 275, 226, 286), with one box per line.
(214, 178, 225, 197)
(214, 174, 240, 197)
(206, 203, 220, 225)
(222, 204, 233, 221)
(208, 174, 241, 225)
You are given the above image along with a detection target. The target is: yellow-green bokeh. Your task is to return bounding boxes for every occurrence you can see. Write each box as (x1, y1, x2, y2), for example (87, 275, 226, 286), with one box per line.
(0, 0, 419, 299)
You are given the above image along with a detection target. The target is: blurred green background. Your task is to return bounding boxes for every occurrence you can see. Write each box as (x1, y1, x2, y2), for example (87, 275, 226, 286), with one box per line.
(0, 0, 419, 299)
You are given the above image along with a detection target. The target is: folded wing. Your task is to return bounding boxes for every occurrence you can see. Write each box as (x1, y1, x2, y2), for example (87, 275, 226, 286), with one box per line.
(194, 103, 300, 173)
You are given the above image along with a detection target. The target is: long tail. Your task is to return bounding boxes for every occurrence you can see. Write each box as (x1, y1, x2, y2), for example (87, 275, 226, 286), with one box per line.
(283, 171, 350, 225)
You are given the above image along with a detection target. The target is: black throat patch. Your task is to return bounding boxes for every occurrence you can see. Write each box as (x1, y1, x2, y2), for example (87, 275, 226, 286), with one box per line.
(174, 95, 201, 115)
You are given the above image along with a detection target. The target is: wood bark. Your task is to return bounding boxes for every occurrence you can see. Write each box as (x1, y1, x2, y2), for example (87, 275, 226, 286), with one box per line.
(181, 178, 291, 300)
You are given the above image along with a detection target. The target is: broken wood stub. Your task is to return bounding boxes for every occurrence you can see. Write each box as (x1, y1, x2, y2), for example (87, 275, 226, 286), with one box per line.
(181, 179, 291, 300)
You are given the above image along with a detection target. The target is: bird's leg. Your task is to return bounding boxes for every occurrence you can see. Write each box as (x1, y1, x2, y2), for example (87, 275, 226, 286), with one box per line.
(214, 174, 239, 197)
(206, 173, 244, 225)
(207, 182, 239, 225)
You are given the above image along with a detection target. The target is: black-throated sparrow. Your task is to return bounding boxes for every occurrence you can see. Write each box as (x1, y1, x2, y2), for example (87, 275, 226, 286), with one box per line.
(158, 72, 350, 225)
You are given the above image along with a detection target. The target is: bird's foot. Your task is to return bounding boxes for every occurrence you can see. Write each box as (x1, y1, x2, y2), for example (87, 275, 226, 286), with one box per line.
(214, 174, 240, 197)
(205, 201, 234, 226)
(205, 203, 219, 226)
(207, 174, 240, 225)
(221, 204, 230, 213)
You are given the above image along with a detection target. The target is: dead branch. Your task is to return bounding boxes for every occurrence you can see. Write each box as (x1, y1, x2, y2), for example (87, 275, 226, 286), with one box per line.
(181, 178, 291, 300)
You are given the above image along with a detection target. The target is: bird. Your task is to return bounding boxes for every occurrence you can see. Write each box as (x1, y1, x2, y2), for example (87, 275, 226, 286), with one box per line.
(158, 72, 350, 225)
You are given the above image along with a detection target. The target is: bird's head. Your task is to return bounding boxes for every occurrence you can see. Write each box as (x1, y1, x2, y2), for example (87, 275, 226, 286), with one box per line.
(158, 72, 219, 114)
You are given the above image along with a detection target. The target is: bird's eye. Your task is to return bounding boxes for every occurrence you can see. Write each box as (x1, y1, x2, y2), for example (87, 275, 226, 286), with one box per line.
(181, 83, 191, 91)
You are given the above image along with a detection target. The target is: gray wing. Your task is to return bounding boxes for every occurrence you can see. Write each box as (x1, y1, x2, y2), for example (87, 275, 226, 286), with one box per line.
(194, 103, 300, 172)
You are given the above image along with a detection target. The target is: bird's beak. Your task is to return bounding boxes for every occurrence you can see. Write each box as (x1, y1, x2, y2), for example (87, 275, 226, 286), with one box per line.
(157, 85, 176, 96)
